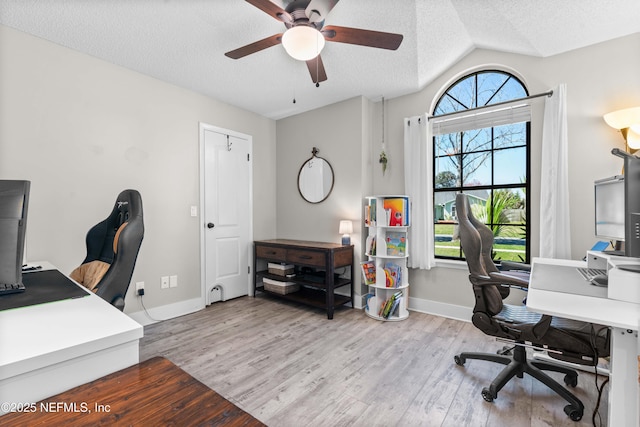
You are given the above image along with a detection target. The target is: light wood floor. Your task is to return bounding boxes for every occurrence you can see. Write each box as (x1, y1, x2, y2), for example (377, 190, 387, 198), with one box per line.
(140, 295, 609, 427)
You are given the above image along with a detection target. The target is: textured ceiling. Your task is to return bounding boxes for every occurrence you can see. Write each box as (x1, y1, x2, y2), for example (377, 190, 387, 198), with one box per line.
(1, 0, 639, 120)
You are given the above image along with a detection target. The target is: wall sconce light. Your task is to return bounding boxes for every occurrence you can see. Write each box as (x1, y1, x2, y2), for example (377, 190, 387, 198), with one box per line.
(281, 26, 325, 61)
(339, 220, 353, 246)
(603, 106, 640, 153)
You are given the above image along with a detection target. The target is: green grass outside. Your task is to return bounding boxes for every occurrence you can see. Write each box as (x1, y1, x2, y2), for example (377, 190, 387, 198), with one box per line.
(434, 223, 526, 262)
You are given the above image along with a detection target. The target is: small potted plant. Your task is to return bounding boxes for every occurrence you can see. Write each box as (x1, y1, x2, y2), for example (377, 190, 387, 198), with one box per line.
(379, 150, 388, 175)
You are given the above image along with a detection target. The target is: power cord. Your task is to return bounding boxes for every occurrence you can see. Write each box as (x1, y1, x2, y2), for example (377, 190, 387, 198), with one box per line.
(589, 325, 608, 427)
(138, 292, 165, 323)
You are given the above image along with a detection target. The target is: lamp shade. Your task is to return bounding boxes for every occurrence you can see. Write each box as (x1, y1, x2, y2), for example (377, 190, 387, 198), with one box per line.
(281, 26, 325, 61)
(339, 220, 353, 235)
(628, 125, 640, 150)
(603, 107, 640, 130)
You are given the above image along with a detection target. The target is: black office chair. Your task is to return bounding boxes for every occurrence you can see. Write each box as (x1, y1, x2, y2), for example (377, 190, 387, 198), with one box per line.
(74, 189, 144, 311)
(452, 193, 610, 421)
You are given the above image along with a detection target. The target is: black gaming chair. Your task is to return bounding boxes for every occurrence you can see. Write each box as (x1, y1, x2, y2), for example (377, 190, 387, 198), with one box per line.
(452, 193, 610, 421)
(80, 189, 144, 311)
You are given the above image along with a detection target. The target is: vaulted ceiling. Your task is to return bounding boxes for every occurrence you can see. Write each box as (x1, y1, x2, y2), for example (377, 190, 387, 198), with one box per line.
(1, 0, 639, 119)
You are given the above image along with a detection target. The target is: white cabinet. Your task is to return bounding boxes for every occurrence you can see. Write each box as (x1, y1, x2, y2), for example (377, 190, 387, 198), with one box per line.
(362, 196, 410, 321)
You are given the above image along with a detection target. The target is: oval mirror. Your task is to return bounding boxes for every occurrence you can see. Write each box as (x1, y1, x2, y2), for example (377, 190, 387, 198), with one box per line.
(298, 147, 334, 203)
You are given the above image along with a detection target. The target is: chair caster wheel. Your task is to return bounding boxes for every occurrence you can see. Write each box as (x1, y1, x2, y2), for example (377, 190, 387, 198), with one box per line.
(454, 355, 465, 366)
(564, 373, 578, 388)
(481, 387, 495, 402)
(563, 404, 583, 421)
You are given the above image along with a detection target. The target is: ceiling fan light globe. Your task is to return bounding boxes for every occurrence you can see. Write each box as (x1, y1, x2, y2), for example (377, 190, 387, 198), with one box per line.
(282, 26, 325, 61)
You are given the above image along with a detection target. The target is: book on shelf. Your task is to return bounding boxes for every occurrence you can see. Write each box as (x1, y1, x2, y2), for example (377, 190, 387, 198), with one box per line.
(360, 261, 376, 285)
(365, 235, 377, 256)
(382, 197, 409, 226)
(378, 290, 403, 318)
(383, 262, 402, 288)
(385, 232, 406, 256)
(371, 198, 377, 225)
(389, 296, 403, 318)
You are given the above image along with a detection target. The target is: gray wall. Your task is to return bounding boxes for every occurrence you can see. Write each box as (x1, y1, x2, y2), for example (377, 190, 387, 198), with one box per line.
(0, 25, 277, 314)
(275, 96, 371, 296)
(3, 21, 638, 319)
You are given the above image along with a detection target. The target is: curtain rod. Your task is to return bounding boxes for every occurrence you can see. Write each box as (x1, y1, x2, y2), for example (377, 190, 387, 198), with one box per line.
(427, 89, 553, 120)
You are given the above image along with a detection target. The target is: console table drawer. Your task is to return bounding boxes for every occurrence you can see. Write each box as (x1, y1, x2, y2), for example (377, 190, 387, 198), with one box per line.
(287, 250, 325, 267)
(255, 245, 287, 262)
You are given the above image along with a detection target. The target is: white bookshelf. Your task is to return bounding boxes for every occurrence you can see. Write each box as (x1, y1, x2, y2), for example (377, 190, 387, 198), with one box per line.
(362, 195, 410, 321)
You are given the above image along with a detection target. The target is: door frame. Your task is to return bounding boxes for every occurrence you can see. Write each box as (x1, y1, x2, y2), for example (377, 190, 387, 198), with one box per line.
(198, 122, 253, 307)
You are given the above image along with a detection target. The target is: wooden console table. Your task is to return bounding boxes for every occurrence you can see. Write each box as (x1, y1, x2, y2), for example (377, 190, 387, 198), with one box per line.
(253, 239, 354, 319)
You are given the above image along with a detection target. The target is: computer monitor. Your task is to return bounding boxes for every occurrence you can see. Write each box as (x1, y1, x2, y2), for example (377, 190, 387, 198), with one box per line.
(0, 180, 30, 286)
(594, 175, 625, 242)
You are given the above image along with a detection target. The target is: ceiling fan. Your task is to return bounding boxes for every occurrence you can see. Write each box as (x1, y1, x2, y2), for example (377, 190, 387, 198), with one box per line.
(225, 0, 403, 86)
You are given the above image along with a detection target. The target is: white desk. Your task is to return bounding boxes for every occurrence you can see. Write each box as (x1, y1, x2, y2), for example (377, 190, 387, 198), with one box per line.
(0, 262, 143, 414)
(528, 257, 640, 427)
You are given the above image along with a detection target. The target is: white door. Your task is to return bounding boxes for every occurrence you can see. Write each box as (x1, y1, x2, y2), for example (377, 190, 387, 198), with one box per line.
(201, 125, 252, 304)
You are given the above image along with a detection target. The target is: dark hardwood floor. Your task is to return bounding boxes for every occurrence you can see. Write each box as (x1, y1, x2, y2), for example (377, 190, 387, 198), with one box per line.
(139, 295, 609, 427)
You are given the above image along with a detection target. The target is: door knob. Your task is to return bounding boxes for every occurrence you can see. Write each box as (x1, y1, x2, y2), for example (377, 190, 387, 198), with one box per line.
(207, 222, 215, 229)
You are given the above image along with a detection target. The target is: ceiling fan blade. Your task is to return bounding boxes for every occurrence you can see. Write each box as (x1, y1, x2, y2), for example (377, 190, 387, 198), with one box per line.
(305, 0, 339, 23)
(322, 25, 403, 50)
(306, 55, 328, 84)
(225, 33, 283, 59)
(245, 0, 292, 24)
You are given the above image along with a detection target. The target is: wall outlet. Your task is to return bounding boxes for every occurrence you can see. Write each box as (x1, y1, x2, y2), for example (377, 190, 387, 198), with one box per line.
(136, 281, 144, 291)
(170, 275, 178, 288)
(161, 276, 169, 289)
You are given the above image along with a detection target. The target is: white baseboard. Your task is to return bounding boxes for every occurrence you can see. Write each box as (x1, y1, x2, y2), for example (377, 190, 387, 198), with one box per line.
(126, 297, 204, 326)
(408, 296, 472, 323)
(126, 295, 471, 326)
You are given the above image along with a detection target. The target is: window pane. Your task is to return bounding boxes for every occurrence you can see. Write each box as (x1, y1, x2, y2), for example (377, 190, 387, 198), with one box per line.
(434, 191, 458, 221)
(434, 94, 466, 116)
(435, 133, 460, 157)
(496, 78, 528, 102)
(477, 72, 509, 107)
(493, 225, 527, 262)
(435, 155, 460, 188)
(462, 152, 491, 186)
(490, 188, 526, 224)
(463, 128, 491, 153)
(494, 122, 526, 149)
(434, 190, 460, 258)
(494, 147, 526, 185)
(442, 76, 475, 111)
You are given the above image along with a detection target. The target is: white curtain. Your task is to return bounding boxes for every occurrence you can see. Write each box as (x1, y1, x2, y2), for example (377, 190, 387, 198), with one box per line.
(404, 114, 435, 269)
(540, 84, 571, 259)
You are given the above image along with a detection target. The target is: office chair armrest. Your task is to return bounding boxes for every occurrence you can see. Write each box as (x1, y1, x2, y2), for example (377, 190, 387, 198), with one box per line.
(498, 260, 531, 272)
(488, 271, 529, 288)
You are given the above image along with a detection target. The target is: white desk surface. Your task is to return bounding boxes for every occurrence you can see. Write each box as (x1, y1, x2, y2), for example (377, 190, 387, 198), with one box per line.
(0, 262, 143, 382)
(528, 257, 640, 427)
(527, 257, 640, 330)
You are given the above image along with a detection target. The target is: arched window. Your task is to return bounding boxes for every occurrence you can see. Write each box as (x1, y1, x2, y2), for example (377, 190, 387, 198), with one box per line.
(432, 70, 530, 262)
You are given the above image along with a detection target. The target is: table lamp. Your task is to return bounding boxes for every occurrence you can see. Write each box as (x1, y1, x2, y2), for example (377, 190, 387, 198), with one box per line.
(339, 220, 353, 245)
